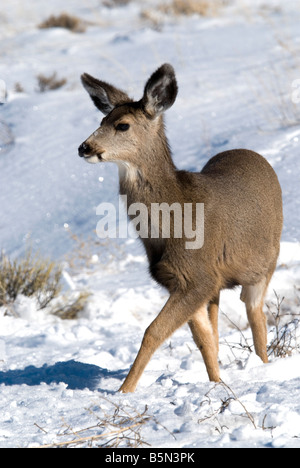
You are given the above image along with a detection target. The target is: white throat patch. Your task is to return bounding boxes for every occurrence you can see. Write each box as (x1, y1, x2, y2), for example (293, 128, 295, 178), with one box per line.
(116, 161, 140, 183)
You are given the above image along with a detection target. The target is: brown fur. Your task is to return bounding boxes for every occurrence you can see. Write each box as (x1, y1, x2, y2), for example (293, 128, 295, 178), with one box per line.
(78, 64, 283, 392)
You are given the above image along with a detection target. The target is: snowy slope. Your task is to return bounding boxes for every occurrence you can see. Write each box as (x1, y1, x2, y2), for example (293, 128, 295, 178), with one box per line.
(0, 0, 300, 448)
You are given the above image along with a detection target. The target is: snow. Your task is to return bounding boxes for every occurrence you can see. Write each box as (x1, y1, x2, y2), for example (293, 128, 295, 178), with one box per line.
(0, 0, 300, 448)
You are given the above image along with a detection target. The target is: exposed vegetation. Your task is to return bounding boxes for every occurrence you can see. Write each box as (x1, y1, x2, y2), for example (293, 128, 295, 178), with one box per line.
(50, 291, 91, 320)
(38, 398, 160, 448)
(39, 13, 86, 33)
(0, 249, 62, 310)
(14, 82, 25, 93)
(64, 227, 125, 272)
(221, 291, 300, 360)
(159, 0, 227, 17)
(36, 72, 67, 92)
(0, 249, 90, 319)
(267, 292, 300, 358)
(141, 0, 228, 30)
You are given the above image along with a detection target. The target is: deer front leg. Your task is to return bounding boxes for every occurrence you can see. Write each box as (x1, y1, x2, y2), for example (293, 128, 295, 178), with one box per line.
(208, 293, 220, 353)
(188, 306, 220, 382)
(119, 292, 198, 393)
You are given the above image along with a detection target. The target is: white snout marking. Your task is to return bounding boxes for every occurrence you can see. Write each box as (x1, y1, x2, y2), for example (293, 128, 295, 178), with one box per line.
(84, 155, 100, 164)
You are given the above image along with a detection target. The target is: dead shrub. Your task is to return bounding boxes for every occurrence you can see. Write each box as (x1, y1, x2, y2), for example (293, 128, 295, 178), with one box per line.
(64, 227, 125, 272)
(140, 9, 165, 31)
(38, 397, 172, 448)
(266, 292, 300, 358)
(36, 72, 67, 92)
(0, 250, 91, 319)
(39, 13, 86, 33)
(161, 0, 226, 17)
(0, 250, 62, 310)
(221, 291, 300, 362)
(50, 291, 91, 320)
(14, 82, 25, 93)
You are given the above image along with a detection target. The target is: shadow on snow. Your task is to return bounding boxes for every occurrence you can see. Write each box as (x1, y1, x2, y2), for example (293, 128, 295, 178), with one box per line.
(0, 360, 128, 391)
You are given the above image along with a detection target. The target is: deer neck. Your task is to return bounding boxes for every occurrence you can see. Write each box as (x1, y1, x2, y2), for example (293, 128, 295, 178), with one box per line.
(118, 131, 178, 206)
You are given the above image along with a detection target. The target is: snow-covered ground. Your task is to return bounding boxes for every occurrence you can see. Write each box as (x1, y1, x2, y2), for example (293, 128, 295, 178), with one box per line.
(0, 0, 300, 448)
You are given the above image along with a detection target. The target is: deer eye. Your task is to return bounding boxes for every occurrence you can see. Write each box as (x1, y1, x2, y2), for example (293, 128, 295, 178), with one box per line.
(116, 123, 130, 132)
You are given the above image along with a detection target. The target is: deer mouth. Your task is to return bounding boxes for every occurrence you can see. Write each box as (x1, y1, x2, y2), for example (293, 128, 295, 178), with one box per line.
(78, 142, 104, 162)
(84, 153, 103, 164)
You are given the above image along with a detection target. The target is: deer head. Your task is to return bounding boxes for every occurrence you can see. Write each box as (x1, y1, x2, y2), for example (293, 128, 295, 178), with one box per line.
(78, 64, 178, 169)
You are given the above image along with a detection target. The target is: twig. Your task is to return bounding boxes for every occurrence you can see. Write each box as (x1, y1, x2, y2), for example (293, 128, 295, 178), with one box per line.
(34, 423, 48, 434)
(220, 380, 257, 429)
(34, 396, 170, 448)
(221, 311, 253, 353)
(37, 422, 145, 448)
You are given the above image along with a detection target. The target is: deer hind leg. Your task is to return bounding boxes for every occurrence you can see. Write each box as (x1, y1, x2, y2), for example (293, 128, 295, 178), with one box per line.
(240, 278, 269, 363)
(119, 292, 199, 393)
(188, 305, 220, 382)
(208, 293, 220, 353)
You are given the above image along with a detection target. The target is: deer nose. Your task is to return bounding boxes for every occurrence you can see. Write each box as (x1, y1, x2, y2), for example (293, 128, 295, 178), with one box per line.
(78, 142, 91, 157)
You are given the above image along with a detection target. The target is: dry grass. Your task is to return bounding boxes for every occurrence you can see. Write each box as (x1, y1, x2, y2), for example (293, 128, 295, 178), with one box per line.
(0, 250, 62, 311)
(140, 9, 164, 30)
(266, 292, 300, 358)
(0, 249, 90, 319)
(14, 82, 25, 93)
(160, 0, 226, 17)
(141, 0, 228, 29)
(36, 72, 67, 93)
(39, 13, 86, 33)
(221, 291, 300, 361)
(50, 291, 91, 320)
(247, 65, 300, 131)
(37, 397, 168, 448)
(199, 380, 257, 429)
(64, 227, 126, 272)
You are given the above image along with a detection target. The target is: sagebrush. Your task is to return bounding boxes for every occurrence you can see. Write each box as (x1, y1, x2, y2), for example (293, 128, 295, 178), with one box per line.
(39, 13, 86, 33)
(0, 250, 92, 319)
(36, 72, 67, 92)
(0, 250, 62, 309)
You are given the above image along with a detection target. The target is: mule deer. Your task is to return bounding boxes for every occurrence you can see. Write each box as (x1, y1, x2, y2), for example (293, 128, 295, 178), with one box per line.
(78, 64, 283, 392)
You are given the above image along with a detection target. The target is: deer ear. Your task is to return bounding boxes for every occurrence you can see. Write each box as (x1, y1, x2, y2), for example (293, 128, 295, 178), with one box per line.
(142, 64, 178, 118)
(81, 73, 131, 115)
